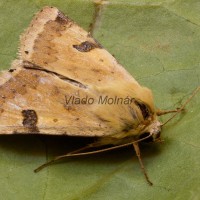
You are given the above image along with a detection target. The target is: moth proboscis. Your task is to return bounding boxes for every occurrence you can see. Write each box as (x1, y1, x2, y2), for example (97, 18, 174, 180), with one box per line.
(0, 6, 199, 186)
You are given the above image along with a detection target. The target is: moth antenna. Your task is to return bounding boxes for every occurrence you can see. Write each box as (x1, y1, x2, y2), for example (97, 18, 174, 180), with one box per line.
(162, 86, 200, 126)
(34, 134, 152, 173)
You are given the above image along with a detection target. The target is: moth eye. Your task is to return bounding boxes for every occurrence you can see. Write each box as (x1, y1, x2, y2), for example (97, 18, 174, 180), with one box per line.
(135, 101, 150, 120)
(9, 69, 16, 73)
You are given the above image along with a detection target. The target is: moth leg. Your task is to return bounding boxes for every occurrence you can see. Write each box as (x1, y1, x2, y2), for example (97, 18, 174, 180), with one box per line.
(34, 145, 93, 173)
(156, 108, 182, 116)
(133, 142, 153, 186)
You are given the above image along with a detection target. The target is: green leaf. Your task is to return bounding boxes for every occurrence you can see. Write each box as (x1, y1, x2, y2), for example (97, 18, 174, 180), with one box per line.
(0, 1, 199, 200)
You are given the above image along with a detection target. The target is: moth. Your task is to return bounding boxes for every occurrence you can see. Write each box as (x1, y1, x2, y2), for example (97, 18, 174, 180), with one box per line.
(0, 6, 199, 185)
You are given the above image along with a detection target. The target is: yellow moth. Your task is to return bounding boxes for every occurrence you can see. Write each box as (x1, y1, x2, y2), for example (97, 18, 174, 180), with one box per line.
(0, 6, 199, 185)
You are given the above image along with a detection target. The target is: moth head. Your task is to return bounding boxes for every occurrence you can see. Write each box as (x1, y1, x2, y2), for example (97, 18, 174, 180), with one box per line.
(139, 121, 162, 143)
(134, 98, 162, 142)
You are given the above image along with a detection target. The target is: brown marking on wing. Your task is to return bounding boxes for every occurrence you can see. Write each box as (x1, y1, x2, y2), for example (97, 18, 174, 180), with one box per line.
(55, 10, 72, 25)
(0, 69, 39, 107)
(22, 109, 39, 133)
(73, 41, 102, 52)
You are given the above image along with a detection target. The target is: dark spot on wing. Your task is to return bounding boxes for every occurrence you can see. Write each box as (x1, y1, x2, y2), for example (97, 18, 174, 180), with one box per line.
(12, 130, 20, 134)
(11, 89, 16, 93)
(1, 95, 6, 99)
(25, 51, 29, 54)
(73, 41, 102, 52)
(62, 132, 68, 136)
(22, 109, 39, 133)
(92, 68, 101, 73)
(96, 115, 111, 123)
(9, 69, 16, 73)
(53, 118, 58, 122)
(55, 11, 71, 25)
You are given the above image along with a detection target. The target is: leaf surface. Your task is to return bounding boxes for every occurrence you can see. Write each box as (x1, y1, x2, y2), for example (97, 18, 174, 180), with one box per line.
(0, 1, 199, 199)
